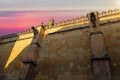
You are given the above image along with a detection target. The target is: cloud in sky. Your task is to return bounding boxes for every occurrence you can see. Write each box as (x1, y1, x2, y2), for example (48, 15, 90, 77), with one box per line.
(0, 0, 119, 10)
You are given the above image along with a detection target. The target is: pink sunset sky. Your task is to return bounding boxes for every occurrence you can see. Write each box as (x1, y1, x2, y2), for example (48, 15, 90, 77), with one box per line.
(0, 10, 90, 36)
(0, 0, 119, 36)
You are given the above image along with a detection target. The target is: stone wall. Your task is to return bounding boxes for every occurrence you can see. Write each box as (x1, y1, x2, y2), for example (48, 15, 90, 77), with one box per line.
(0, 26, 42, 79)
(0, 33, 33, 79)
(34, 20, 120, 80)
(0, 9, 120, 80)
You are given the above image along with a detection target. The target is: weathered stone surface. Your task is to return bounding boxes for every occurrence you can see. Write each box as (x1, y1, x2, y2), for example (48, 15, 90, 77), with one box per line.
(92, 59, 111, 80)
(0, 10, 120, 80)
(90, 33, 106, 58)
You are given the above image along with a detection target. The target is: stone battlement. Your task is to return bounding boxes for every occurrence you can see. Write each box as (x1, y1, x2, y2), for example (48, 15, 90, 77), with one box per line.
(0, 9, 120, 80)
(0, 9, 120, 43)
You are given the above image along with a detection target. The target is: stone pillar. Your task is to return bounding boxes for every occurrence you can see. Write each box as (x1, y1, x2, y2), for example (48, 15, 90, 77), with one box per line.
(88, 12, 99, 32)
(90, 32, 106, 58)
(48, 18, 55, 28)
(88, 12, 111, 80)
(19, 26, 45, 80)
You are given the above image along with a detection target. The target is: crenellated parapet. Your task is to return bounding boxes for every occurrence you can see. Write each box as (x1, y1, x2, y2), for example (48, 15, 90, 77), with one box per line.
(44, 9, 120, 30)
(16, 29, 33, 35)
(0, 25, 43, 39)
(16, 25, 43, 36)
(0, 9, 120, 80)
(0, 25, 45, 44)
(0, 9, 120, 41)
(99, 9, 120, 17)
(43, 15, 88, 30)
(101, 11, 107, 16)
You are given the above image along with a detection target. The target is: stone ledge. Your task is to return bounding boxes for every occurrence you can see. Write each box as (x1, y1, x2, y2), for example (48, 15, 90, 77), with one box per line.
(0, 37, 32, 44)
